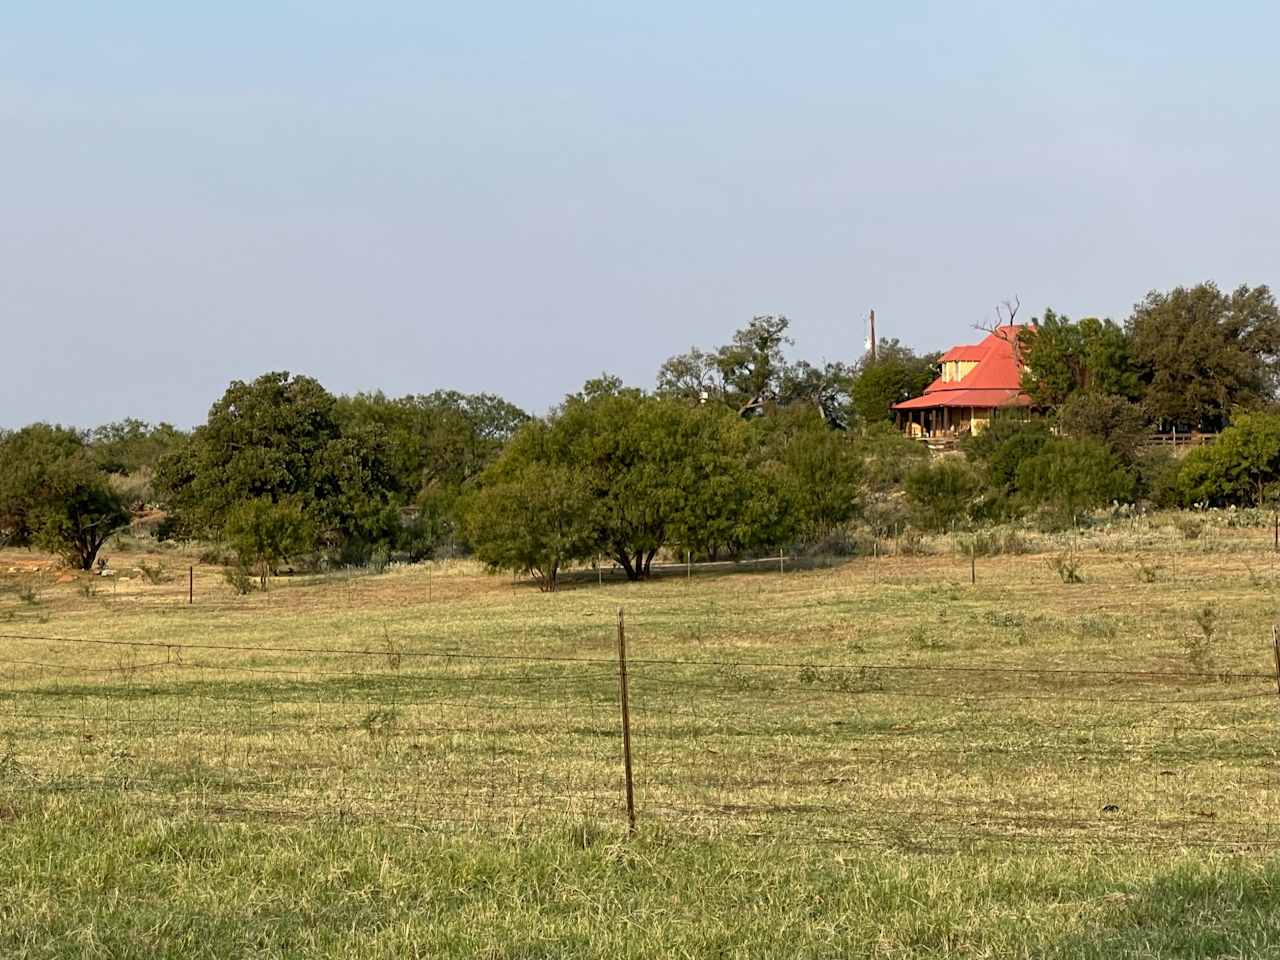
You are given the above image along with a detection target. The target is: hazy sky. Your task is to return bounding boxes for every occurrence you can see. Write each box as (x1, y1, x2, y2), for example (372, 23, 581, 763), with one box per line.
(4, 2, 1278, 428)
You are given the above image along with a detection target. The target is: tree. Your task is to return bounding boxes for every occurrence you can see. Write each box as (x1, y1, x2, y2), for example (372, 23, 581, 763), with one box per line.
(1018, 311, 1139, 408)
(465, 381, 822, 583)
(856, 421, 930, 494)
(334, 389, 528, 559)
(156, 372, 400, 560)
(0, 424, 129, 570)
(463, 459, 595, 591)
(1128, 283, 1280, 431)
(1015, 438, 1133, 526)
(657, 315, 794, 417)
(1056, 393, 1148, 461)
(157, 372, 342, 535)
(760, 411, 862, 539)
(90, 419, 186, 476)
(778, 360, 856, 429)
(850, 340, 939, 424)
(225, 498, 314, 589)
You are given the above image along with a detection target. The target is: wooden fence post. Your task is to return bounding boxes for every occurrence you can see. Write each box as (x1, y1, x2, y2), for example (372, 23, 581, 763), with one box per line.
(617, 608, 637, 834)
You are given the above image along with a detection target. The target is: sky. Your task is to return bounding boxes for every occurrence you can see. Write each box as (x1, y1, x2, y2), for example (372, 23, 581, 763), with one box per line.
(3, 1, 1278, 428)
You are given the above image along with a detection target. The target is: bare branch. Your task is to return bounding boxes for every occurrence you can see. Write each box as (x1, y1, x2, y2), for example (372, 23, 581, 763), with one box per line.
(973, 295, 1022, 340)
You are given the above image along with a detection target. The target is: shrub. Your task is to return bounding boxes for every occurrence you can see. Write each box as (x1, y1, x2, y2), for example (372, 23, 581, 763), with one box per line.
(904, 460, 980, 532)
(136, 560, 171, 584)
(1174, 412, 1280, 507)
(226, 497, 313, 590)
(367, 544, 390, 574)
(223, 564, 256, 596)
(1057, 393, 1148, 461)
(1174, 517, 1203, 540)
(894, 530, 931, 556)
(1133, 558, 1162, 583)
(962, 416, 1052, 495)
(1049, 551, 1084, 583)
(1016, 437, 1134, 528)
(1184, 604, 1217, 672)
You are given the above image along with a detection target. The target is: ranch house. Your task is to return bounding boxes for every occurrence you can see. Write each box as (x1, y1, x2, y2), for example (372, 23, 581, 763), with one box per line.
(892, 325, 1031, 438)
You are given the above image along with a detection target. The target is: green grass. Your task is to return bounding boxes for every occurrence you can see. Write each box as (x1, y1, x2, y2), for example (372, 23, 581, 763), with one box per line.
(3, 514, 1280, 956)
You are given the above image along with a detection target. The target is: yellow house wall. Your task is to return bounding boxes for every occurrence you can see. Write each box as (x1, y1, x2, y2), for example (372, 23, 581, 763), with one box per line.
(941, 360, 979, 383)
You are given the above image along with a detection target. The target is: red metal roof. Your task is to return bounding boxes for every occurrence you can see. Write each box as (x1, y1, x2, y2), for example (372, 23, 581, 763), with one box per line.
(938, 344, 987, 362)
(892, 325, 1030, 411)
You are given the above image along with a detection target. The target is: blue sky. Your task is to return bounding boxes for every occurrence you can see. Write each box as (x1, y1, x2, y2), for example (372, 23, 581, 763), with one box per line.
(4, 2, 1278, 426)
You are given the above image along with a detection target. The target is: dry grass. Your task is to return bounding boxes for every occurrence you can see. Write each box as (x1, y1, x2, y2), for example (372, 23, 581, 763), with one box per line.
(3, 514, 1280, 955)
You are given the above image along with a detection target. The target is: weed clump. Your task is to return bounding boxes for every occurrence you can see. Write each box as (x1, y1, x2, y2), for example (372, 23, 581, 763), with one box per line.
(137, 560, 171, 585)
(223, 564, 256, 596)
(1049, 552, 1084, 584)
(1184, 603, 1217, 673)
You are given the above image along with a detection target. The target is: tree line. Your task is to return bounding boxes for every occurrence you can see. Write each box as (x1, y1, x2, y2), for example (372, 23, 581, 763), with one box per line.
(3, 280, 1280, 584)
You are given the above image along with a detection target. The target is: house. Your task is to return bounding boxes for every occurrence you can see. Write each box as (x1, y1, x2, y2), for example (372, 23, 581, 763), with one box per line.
(892, 325, 1031, 438)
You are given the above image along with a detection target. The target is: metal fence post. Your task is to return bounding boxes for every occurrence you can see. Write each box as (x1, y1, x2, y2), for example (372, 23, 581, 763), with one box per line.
(1272, 624, 1280, 698)
(617, 608, 636, 835)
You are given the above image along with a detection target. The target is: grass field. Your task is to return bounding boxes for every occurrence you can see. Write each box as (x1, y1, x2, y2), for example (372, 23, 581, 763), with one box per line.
(3, 513, 1280, 957)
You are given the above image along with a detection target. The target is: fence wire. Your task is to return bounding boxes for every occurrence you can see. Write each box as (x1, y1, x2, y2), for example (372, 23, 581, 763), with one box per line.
(1, 627, 1278, 853)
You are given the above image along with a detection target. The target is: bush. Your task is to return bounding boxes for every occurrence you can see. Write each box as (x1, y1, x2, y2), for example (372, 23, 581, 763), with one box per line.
(894, 530, 931, 556)
(225, 497, 313, 590)
(1173, 412, 1280, 507)
(961, 528, 1031, 557)
(1174, 516, 1203, 540)
(136, 560, 171, 585)
(1134, 451, 1182, 508)
(963, 416, 1052, 495)
(1057, 393, 1148, 460)
(367, 544, 390, 574)
(1049, 551, 1084, 583)
(856, 422, 929, 493)
(1184, 604, 1217, 672)
(1016, 438, 1134, 528)
(223, 564, 256, 595)
(904, 460, 980, 532)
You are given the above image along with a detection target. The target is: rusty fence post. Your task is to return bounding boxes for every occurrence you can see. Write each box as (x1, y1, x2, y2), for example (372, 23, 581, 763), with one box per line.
(1272, 624, 1280, 698)
(617, 608, 637, 835)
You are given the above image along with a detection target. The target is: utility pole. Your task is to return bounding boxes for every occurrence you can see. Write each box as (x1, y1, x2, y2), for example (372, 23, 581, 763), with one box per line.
(869, 309, 877, 362)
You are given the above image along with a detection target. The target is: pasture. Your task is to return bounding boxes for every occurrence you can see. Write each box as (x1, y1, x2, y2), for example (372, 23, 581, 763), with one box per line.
(3, 513, 1280, 958)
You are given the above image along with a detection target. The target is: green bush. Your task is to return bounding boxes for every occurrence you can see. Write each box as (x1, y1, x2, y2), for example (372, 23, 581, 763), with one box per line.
(1016, 438, 1134, 528)
(904, 460, 980, 532)
(1173, 412, 1280, 507)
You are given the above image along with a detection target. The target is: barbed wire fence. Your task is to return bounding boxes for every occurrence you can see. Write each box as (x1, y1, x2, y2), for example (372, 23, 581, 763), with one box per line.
(2, 617, 1280, 852)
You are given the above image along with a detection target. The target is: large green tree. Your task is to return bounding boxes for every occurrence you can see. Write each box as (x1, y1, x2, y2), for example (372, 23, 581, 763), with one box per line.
(155, 372, 396, 557)
(1018, 311, 1139, 408)
(0, 424, 130, 570)
(334, 390, 528, 557)
(1128, 283, 1280, 431)
(1056, 392, 1148, 461)
(850, 340, 939, 424)
(465, 382, 821, 583)
(657, 316, 801, 416)
(90, 419, 186, 476)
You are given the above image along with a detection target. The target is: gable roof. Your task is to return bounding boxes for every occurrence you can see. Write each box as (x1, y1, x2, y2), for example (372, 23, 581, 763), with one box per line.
(892, 325, 1031, 411)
